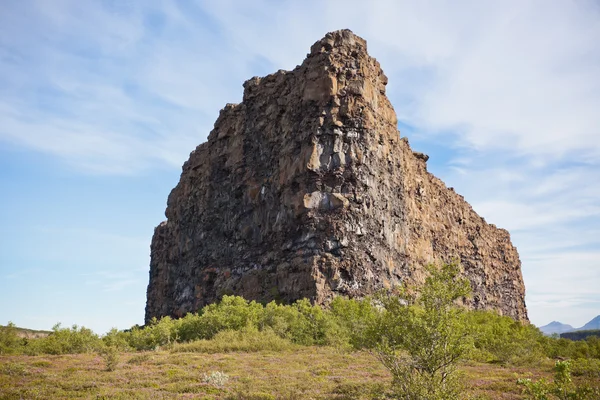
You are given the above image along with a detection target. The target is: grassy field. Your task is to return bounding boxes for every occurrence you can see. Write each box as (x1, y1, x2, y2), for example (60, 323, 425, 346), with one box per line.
(0, 346, 574, 400)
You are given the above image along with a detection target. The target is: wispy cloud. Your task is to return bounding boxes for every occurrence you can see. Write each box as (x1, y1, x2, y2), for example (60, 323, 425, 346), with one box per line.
(438, 159, 600, 326)
(84, 269, 141, 292)
(0, 1, 246, 174)
(3, 1, 598, 171)
(200, 0, 600, 158)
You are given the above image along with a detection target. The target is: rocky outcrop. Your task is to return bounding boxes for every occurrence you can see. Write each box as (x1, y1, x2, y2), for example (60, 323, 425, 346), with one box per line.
(145, 30, 528, 323)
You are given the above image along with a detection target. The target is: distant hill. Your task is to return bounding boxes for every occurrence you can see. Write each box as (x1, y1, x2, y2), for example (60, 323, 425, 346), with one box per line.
(538, 315, 600, 336)
(1, 324, 51, 339)
(539, 321, 574, 335)
(577, 315, 600, 331)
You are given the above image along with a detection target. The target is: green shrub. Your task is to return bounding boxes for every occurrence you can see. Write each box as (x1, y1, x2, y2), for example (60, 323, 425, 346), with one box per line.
(172, 312, 205, 342)
(372, 262, 471, 400)
(102, 328, 132, 351)
(202, 370, 229, 387)
(466, 310, 546, 364)
(112, 295, 371, 351)
(288, 299, 334, 346)
(571, 358, 600, 378)
(518, 360, 600, 399)
(99, 345, 120, 371)
(0, 322, 23, 355)
(0, 362, 28, 376)
(329, 296, 378, 349)
(24, 323, 102, 355)
(171, 327, 294, 353)
(199, 296, 264, 339)
(545, 334, 600, 360)
(259, 301, 302, 341)
(124, 317, 179, 351)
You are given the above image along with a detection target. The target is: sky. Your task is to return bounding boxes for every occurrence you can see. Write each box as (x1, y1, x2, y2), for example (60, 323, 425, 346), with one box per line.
(0, 0, 599, 334)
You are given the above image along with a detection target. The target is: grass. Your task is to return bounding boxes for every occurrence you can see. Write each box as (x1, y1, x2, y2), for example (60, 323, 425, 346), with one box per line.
(2, 347, 595, 399)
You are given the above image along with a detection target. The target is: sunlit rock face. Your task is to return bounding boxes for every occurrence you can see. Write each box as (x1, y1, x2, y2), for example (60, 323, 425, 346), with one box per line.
(145, 30, 528, 323)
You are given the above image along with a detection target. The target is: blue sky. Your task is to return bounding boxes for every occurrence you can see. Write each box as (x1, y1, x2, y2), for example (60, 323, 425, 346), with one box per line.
(1, 0, 599, 334)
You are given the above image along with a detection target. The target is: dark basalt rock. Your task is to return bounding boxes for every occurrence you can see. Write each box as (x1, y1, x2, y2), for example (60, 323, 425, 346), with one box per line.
(145, 30, 528, 323)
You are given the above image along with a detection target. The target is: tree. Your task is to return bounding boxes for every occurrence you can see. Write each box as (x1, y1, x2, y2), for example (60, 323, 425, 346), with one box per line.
(373, 262, 472, 399)
(0, 322, 22, 355)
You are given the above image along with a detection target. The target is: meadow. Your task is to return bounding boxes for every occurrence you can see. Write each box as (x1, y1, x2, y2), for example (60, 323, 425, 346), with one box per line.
(2, 264, 599, 399)
(0, 346, 567, 399)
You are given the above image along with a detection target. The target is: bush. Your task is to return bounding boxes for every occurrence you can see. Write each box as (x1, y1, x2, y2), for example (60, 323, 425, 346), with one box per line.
(102, 328, 132, 351)
(466, 310, 547, 364)
(287, 299, 335, 346)
(202, 371, 229, 387)
(199, 296, 264, 339)
(518, 360, 600, 399)
(0, 322, 23, 355)
(545, 334, 600, 361)
(372, 262, 471, 400)
(571, 358, 600, 378)
(171, 327, 294, 353)
(329, 296, 378, 349)
(125, 317, 179, 351)
(99, 345, 120, 371)
(258, 300, 341, 346)
(24, 323, 102, 355)
(172, 312, 205, 342)
(0, 362, 28, 376)
(113, 295, 371, 351)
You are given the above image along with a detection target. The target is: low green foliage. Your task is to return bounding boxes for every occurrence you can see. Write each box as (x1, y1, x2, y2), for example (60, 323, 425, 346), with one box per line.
(23, 323, 102, 355)
(171, 327, 294, 353)
(518, 360, 600, 399)
(99, 345, 120, 371)
(126, 353, 152, 365)
(329, 295, 378, 349)
(101, 328, 132, 351)
(225, 392, 276, 400)
(0, 361, 28, 376)
(0, 322, 22, 355)
(466, 310, 547, 364)
(571, 358, 600, 378)
(372, 262, 471, 399)
(1, 261, 599, 400)
(546, 336, 600, 360)
(202, 370, 230, 387)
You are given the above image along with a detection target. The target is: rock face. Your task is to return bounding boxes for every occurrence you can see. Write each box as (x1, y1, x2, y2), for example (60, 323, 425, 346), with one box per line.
(145, 30, 528, 323)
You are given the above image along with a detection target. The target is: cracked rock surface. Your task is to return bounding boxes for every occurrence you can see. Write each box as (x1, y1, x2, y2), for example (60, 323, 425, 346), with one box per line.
(145, 30, 528, 323)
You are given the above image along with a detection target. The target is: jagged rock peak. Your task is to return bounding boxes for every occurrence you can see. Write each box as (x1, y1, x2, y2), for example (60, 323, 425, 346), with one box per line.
(145, 30, 528, 324)
(310, 29, 367, 54)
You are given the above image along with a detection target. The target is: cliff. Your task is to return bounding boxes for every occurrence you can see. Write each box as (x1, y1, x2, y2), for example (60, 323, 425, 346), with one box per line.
(145, 30, 528, 323)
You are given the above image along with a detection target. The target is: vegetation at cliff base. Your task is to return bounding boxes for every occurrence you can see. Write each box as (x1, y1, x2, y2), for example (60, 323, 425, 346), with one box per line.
(2, 263, 599, 399)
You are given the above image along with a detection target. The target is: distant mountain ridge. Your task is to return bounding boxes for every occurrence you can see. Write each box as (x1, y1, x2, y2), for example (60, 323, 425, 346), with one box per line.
(538, 315, 600, 336)
(578, 315, 600, 331)
(0, 324, 51, 339)
(539, 321, 574, 335)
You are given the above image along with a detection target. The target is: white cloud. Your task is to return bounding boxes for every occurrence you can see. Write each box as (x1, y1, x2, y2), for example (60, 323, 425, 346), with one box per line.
(435, 160, 600, 326)
(0, 1, 243, 174)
